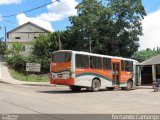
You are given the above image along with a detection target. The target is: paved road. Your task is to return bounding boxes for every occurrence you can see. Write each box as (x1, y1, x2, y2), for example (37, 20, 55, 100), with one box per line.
(0, 55, 2, 80)
(0, 83, 160, 114)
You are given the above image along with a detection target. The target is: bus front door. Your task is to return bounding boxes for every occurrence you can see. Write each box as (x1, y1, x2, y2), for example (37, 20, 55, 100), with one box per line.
(112, 62, 120, 85)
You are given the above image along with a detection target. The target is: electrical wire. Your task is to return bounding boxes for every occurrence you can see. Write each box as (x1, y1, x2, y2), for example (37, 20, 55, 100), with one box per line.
(2, 20, 17, 25)
(1, 0, 58, 18)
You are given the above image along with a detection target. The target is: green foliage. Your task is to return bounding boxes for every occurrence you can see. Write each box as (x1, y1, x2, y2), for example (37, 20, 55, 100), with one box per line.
(68, 0, 106, 52)
(5, 42, 27, 71)
(27, 55, 50, 73)
(32, 32, 64, 73)
(106, 0, 146, 57)
(131, 48, 160, 62)
(5, 54, 27, 71)
(5, 32, 70, 73)
(10, 69, 49, 82)
(0, 40, 7, 54)
(5, 0, 147, 74)
(9, 42, 25, 55)
(33, 33, 58, 58)
(68, 0, 146, 57)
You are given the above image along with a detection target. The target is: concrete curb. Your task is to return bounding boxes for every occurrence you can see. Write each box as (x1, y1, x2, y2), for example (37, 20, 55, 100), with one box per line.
(22, 83, 56, 87)
(0, 79, 54, 87)
(0, 79, 66, 87)
(0, 80, 11, 84)
(135, 86, 152, 89)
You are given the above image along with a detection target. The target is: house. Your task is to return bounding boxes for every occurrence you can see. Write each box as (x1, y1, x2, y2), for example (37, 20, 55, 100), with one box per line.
(140, 54, 160, 85)
(6, 22, 51, 55)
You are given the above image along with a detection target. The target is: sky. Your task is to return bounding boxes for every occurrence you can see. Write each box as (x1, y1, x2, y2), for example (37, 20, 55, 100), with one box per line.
(0, 0, 160, 50)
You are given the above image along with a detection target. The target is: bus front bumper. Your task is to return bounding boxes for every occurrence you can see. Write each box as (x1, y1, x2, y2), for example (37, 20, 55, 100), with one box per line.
(49, 77, 74, 86)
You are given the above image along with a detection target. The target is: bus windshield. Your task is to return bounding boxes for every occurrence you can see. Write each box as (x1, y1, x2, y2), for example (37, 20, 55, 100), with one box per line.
(52, 52, 71, 63)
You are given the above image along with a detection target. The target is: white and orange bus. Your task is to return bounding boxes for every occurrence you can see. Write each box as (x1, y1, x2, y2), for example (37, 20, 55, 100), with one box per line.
(49, 50, 141, 92)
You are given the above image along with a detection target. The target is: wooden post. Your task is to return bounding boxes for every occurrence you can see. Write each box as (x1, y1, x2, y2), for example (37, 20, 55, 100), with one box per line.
(152, 64, 156, 82)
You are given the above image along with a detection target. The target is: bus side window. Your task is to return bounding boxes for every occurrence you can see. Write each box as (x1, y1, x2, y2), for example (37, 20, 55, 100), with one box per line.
(90, 56, 102, 69)
(121, 60, 125, 71)
(125, 61, 133, 72)
(103, 58, 111, 70)
(76, 54, 89, 68)
(65, 53, 71, 62)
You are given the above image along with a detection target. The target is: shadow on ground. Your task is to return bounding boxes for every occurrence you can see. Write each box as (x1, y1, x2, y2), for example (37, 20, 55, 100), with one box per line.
(36, 89, 110, 94)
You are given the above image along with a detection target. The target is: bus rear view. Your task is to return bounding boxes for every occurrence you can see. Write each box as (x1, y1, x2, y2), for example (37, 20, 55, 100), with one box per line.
(50, 50, 140, 92)
(50, 51, 75, 86)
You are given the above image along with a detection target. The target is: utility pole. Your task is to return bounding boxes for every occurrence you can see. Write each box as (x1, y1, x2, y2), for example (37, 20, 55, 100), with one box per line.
(4, 26, 7, 42)
(89, 36, 92, 53)
(58, 33, 61, 50)
(0, 26, 7, 42)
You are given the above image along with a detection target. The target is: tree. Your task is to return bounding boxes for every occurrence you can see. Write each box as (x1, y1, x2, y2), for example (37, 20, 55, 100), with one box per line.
(68, 0, 106, 53)
(131, 48, 160, 62)
(10, 42, 25, 55)
(32, 32, 69, 73)
(5, 42, 27, 71)
(106, 0, 146, 57)
(68, 0, 146, 57)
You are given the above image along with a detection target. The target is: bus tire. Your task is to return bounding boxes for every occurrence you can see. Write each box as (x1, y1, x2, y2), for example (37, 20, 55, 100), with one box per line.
(70, 86, 81, 92)
(125, 80, 133, 91)
(91, 79, 100, 92)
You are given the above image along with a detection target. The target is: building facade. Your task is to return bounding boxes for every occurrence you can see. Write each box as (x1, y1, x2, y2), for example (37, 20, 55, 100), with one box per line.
(6, 22, 51, 56)
(140, 55, 160, 85)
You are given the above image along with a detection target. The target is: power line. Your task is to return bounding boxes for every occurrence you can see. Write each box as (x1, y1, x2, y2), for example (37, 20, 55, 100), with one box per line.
(2, 0, 58, 18)
(2, 20, 17, 25)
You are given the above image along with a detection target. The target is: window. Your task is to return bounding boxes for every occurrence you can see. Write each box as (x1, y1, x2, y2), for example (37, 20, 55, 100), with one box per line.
(103, 58, 111, 70)
(125, 61, 133, 72)
(52, 52, 71, 62)
(15, 37, 20, 39)
(76, 54, 89, 68)
(121, 60, 125, 71)
(90, 56, 102, 69)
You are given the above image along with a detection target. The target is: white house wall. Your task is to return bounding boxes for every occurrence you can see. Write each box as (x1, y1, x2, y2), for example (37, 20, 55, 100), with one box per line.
(11, 24, 47, 33)
(6, 22, 49, 56)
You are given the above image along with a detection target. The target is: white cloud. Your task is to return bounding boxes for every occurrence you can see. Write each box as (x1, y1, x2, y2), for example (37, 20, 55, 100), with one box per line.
(47, 0, 78, 18)
(16, 0, 78, 31)
(139, 9, 160, 50)
(0, 0, 22, 5)
(17, 13, 54, 31)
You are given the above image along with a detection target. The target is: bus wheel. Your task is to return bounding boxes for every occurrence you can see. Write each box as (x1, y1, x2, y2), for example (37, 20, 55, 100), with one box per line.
(125, 81, 133, 91)
(91, 79, 100, 92)
(70, 86, 81, 92)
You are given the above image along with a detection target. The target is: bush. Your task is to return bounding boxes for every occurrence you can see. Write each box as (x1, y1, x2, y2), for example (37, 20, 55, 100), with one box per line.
(0, 41, 7, 55)
(5, 55, 27, 71)
(27, 55, 50, 73)
(5, 54, 51, 74)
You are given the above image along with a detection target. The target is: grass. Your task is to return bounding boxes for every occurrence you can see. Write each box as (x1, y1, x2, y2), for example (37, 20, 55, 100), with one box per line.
(10, 69, 49, 82)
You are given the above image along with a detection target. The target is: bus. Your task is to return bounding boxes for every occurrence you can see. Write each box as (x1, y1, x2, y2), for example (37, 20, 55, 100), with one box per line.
(49, 50, 140, 92)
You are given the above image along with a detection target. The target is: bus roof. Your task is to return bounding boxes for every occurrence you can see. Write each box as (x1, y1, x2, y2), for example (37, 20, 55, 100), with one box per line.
(53, 50, 138, 63)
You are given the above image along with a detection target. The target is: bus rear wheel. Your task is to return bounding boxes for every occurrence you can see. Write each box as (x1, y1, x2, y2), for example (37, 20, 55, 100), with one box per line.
(91, 79, 100, 92)
(125, 80, 133, 91)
